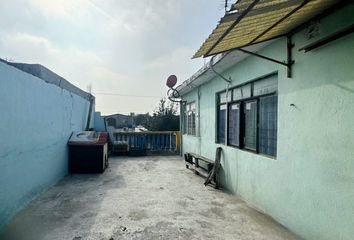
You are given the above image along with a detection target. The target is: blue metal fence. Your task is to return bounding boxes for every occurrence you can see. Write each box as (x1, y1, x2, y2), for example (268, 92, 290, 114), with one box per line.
(113, 131, 180, 152)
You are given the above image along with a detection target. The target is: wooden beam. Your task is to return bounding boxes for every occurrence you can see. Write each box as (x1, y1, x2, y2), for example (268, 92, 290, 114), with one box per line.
(299, 23, 354, 52)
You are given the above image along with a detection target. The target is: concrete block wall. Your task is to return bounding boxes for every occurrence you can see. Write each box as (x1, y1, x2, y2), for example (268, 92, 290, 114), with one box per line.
(0, 61, 93, 229)
(94, 112, 106, 132)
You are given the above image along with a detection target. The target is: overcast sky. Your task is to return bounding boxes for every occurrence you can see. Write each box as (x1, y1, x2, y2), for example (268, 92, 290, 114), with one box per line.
(0, 0, 225, 115)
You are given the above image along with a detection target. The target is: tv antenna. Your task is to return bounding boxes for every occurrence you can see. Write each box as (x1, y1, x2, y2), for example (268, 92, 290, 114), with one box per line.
(166, 75, 182, 103)
(219, 0, 230, 13)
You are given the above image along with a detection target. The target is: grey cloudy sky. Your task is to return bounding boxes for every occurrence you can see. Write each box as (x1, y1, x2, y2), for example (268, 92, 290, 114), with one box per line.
(0, 0, 225, 115)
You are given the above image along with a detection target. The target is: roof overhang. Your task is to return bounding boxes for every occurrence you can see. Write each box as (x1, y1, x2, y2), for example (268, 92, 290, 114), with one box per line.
(176, 41, 271, 96)
(193, 0, 342, 58)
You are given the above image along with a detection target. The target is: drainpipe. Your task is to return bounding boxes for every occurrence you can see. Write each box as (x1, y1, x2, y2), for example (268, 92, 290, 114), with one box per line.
(198, 87, 202, 155)
(210, 56, 231, 85)
(85, 95, 94, 131)
(179, 102, 183, 156)
(210, 56, 232, 145)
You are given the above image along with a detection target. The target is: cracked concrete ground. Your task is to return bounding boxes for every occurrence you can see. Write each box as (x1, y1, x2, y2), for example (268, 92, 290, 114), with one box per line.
(2, 156, 299, 240)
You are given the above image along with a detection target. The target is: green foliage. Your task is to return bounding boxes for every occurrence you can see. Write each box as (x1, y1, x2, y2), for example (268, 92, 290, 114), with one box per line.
(134, 98, 179, 131)
(134, 113, 151, 129)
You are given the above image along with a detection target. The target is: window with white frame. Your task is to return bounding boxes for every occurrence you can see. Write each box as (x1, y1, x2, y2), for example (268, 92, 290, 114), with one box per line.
(184, 102, 196, 135)
(216, 92, 230, 143)
(216, 74, 278, 157)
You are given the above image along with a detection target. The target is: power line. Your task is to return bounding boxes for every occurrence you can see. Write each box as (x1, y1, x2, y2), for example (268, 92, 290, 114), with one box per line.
(92, 92, 162, 98)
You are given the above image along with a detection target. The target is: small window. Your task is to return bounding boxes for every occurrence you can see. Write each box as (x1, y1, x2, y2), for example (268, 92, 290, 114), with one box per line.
(217, 104, 227, 143)
(184, 102, 196, 136)
(253, 75, 277, 96)
(191, 111, 196, 135)
(219, 91, 231, 104)
(232, 84, 251, 100)
(244, 100, 257, 151)
(106, 118, 116, 127)
(259, 95, 277, 157)
(228, 103, 240, 146)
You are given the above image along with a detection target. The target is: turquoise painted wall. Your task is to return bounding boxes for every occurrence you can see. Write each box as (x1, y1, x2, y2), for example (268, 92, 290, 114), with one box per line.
(94, 112, 106, 131)
(182, 89, 201, 155)
(0, 62, 92, 230)
(181, 6, 354, 240)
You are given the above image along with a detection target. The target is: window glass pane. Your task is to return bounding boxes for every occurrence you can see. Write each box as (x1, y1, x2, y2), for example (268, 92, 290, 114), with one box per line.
(217, 104, 226, 143)
(184, 102, 196, 136)
(259, 95, 277, 157)
(219, 91, 231, 104)
(233, 84, 251, 100)
(253, 75, 277, 96)
(185, 114, 188, 134)
(187, 112, 191, 135)
(190, 102, 196, 111)
(244, 101, 257, 150)
(228, 103, 240, 146)
(183, 113, 188, 134)
(232, 88, 241, 101)
(191, 112, 196, 135)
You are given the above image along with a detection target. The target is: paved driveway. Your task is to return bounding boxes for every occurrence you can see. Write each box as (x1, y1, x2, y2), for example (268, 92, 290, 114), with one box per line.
(2, 156, 299, 240)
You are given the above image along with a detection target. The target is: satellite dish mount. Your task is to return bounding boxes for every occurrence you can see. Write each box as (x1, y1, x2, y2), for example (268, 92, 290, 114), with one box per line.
(166, 75, 182, 103)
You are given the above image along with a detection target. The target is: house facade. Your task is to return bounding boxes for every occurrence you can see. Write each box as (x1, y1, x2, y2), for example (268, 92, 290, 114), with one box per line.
(177, 2, 354, 240)
(105, 113, 135, 131)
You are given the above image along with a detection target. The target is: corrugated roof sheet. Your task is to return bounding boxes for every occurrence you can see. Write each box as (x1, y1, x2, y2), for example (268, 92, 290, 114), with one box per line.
(193, 0, 341, 58)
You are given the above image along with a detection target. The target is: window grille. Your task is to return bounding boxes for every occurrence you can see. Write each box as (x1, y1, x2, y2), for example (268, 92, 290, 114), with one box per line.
(216, 74, 278, 157)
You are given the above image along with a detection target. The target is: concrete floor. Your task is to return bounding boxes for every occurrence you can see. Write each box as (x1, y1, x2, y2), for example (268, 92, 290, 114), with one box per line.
(2, 156, 299, 240)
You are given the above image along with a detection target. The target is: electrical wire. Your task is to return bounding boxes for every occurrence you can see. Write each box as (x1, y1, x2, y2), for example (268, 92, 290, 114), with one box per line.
(92, 92, 162, 98)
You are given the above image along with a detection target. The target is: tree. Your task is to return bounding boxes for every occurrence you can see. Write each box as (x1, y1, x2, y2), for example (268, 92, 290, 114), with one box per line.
(134, 98, 179, 131)
(134, 113, 151, 128)
(151, 98, 179, 131)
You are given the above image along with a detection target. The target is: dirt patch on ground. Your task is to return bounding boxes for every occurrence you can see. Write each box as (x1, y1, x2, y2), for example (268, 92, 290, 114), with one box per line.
(111, 221, 196, 240)
(128, 210, 149, 221)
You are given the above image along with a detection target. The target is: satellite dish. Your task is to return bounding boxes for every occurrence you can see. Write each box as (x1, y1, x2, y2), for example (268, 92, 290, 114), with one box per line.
(166, 75, 177, 88)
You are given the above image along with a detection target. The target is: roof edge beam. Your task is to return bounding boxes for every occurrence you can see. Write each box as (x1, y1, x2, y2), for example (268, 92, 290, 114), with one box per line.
(204, 0, 261, 57)
(237, 48, 288, 66)
(237, 35, 295, 78)
(298, 23, 354, 52)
